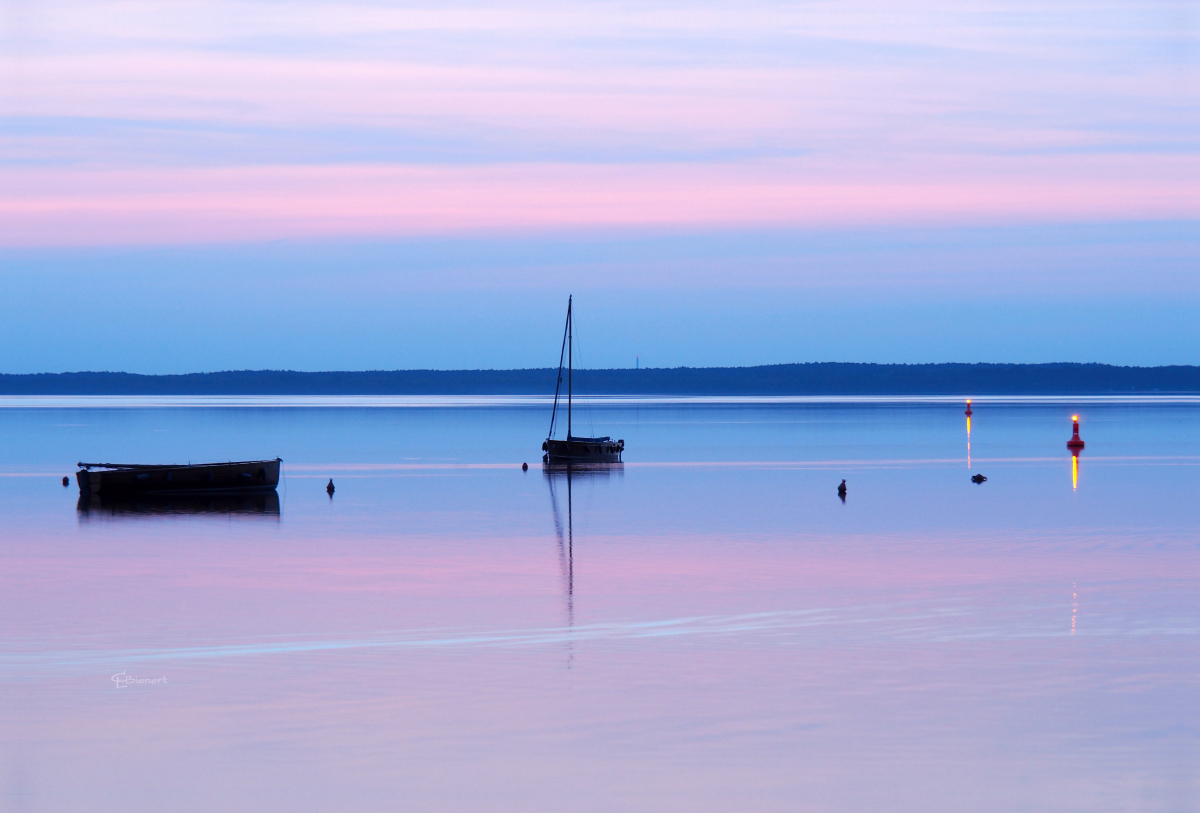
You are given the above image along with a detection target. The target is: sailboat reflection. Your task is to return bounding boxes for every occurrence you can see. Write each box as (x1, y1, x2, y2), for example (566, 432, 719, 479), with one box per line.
(77, 491, 281, 520)
(544, 462, 623, 654)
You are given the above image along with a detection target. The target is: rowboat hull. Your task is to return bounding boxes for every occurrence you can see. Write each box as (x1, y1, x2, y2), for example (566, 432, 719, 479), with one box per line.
(77, 491, 281, 516)
(76, 459, 281, 496)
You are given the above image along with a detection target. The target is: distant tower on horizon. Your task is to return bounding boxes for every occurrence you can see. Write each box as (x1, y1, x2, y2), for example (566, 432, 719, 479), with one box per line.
(636, 356, 639, 370)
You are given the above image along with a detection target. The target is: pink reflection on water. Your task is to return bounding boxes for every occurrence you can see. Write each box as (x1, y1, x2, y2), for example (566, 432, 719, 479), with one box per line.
(1, 446, 1198, 811)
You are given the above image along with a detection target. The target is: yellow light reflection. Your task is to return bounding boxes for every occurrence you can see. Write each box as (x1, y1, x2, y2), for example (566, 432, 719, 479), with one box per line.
(1071, 583, 1077, 636)
(1072, 453, 1078, 491)
(964, 399, 975, 469)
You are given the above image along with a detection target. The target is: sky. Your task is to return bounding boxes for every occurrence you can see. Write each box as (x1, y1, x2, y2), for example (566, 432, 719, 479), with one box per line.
(0, 0, 1197, 372)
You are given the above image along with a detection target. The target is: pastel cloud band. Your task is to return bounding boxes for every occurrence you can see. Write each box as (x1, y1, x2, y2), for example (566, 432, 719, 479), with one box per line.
(2, 157, 1197, 247)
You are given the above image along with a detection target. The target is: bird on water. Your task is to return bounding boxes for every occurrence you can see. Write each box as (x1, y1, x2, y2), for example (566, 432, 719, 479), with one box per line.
(326, 478, 335, 496)
(837, 479, 847, 500)
(971, 474, 987, 484)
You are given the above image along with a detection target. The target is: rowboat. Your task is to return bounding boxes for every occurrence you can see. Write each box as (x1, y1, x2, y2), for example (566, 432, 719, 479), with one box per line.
(76, 458, 281, 496)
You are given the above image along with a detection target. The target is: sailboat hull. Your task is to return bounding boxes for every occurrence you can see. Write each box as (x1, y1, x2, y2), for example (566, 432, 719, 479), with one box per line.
(543, 438, 623, 462)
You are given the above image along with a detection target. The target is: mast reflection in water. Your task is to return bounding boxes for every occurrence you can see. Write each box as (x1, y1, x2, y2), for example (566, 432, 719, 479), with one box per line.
(77, 491, 281, 520)
(544, 461, 623, 661)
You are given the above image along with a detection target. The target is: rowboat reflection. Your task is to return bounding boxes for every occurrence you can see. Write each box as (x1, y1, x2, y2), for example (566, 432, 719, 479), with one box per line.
(77, 490, 281, 519)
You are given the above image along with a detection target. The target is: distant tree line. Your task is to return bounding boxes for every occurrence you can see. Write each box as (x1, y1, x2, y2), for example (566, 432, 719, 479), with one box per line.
(1, 363, 1199, 395)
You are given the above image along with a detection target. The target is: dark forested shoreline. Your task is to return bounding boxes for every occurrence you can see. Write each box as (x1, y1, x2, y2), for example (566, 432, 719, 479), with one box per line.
(2, 363, 1199, 395)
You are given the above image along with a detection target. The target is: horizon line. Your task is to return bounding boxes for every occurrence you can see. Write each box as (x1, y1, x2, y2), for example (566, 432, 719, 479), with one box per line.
(5, 361, 1200, 376)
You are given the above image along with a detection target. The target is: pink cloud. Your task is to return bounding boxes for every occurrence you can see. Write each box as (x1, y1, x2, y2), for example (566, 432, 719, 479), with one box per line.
(1, 157, 1197, 246)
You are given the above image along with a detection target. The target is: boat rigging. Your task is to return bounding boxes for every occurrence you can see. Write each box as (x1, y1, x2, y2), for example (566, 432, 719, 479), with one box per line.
(542, 296, 624, 463)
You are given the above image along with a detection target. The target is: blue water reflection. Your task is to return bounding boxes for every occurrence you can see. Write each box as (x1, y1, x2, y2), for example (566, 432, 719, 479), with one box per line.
(0, 397, 1197, 812)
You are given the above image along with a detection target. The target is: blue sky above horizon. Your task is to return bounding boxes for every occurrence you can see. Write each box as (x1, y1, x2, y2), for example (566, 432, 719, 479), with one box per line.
(1, 0, 1197, 373)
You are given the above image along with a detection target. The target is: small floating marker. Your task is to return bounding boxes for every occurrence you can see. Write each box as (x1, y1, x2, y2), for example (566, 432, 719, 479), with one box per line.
(971, 473, 987, 484)
(964, 399, 973, 417)
(326, 478, 335, 496)
(62, 476, 69, 487)
(521, 462, 528, 471)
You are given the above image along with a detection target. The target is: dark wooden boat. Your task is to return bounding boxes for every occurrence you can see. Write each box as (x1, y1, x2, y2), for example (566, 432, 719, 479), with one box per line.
(541, 296, 624, 463)
(76, 458, 281, 496)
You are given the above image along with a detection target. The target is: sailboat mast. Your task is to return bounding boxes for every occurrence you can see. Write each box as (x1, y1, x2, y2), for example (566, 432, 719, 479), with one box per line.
(567, 295, 572, 439)
(548, 297, 570, 439)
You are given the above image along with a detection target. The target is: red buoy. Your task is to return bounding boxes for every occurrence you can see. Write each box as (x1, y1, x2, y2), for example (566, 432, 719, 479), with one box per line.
(964, 399, 973, 417)
(1067, 416, 1085, 452)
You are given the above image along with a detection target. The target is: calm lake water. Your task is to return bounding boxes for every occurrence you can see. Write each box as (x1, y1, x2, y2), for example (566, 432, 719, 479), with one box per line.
(1, 396, 1197, 812)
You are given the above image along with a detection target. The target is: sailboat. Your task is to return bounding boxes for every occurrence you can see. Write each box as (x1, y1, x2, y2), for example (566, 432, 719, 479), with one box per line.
(541, 296, 625, 463)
